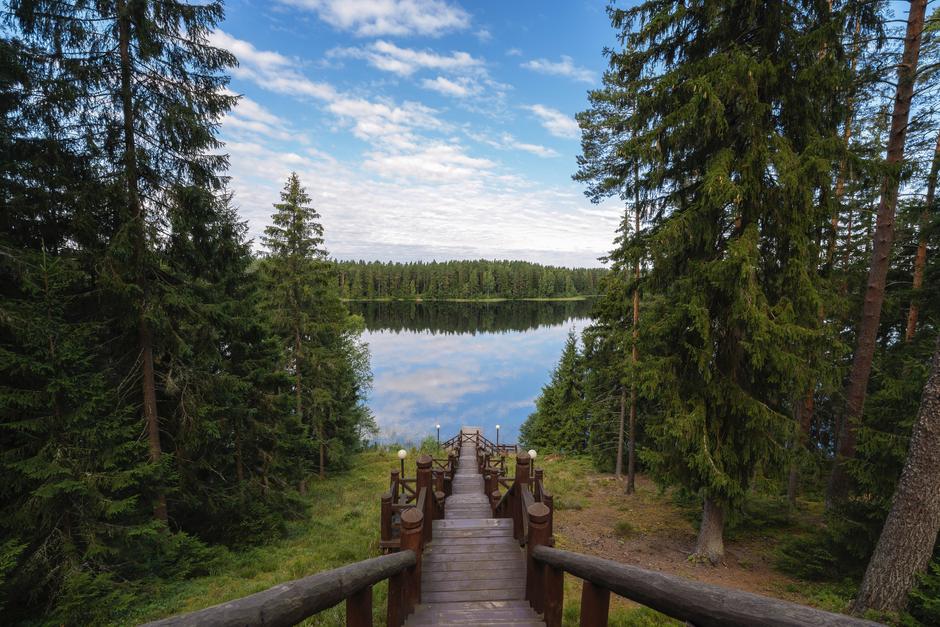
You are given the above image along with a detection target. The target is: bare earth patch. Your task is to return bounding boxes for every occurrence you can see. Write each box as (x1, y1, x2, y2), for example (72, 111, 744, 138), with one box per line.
(549, 471, 819, 611)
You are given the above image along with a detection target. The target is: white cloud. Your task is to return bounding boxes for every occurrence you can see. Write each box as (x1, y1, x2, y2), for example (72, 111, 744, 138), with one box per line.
(364, 143, 494, 181)
(279, 0, 470, 37)
(506, 48, 522, 57)
(208, 30, 337, 101)
(466, 130, 558, 158)
(475, 28, 492, 42)
(524, 104, 580, 139)
(522, 55, 595, 84)
(421, 76, 480, 97)
(330, 40, 483, 77)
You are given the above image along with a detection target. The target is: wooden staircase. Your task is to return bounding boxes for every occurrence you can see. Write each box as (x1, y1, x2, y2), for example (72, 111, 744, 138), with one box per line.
(404, 436, 544, 626)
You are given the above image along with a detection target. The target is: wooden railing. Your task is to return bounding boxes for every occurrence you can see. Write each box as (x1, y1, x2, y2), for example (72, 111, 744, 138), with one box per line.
(142, 509, 426, 627)
(441, 430, 518, 456)
(379, 452, 452, 551)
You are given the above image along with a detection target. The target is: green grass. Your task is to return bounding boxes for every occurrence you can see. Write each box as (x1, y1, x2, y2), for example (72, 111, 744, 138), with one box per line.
(127, 449, 404, 626)
(341, 296, 595, 303)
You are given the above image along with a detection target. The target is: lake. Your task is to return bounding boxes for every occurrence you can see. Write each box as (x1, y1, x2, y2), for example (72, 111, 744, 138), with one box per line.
(348, 300, 594, 446)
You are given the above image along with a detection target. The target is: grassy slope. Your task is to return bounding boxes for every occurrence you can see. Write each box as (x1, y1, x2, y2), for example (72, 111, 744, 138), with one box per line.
(130, 450, 396, 626)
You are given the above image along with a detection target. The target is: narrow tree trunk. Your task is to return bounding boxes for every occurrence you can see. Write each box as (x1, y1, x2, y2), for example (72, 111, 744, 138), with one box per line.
(627, 384, 636, 494)
(118, 0, 166, 523)
(828, 0, 928, 506)
(695, 497, 725, 565)
(789, 388, 816, 506)
(616, 387, 625, 479)
(852, 336, 940, 614)
(626, 159, 641, 496)
(826, 17, 862, 269)
(904, 129, 940, 342)
(295, 327, 307, 495)
(319, 423, 326, 480)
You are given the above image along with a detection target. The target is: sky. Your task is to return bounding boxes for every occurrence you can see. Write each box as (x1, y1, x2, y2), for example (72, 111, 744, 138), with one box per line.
(212, 0, 624, 267)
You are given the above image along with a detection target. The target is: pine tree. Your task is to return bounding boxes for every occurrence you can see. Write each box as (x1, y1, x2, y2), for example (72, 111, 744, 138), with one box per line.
(828, 0, 929, 505)
(852, 335, 940, 613)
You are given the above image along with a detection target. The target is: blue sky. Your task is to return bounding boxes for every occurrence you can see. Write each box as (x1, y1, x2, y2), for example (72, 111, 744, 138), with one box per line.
(212, 0, 624, 267)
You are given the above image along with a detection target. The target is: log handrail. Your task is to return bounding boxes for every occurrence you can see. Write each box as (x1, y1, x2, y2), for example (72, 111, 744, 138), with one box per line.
(141, 550, 418, 627)
(527, 539, 882, 627)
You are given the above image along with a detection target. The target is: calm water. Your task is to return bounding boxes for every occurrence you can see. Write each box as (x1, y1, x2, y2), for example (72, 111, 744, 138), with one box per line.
(348, 301, 593, 445)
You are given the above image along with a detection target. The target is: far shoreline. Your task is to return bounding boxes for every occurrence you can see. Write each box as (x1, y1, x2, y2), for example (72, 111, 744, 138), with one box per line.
(342, 296, 598, 303)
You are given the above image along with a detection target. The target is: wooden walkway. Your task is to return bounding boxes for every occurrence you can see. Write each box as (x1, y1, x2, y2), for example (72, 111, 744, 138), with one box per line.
(404, 435, 545, 626)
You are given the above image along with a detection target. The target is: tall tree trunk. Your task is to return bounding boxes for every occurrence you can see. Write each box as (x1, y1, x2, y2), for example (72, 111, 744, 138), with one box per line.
(616, 386, 625, 479)
(118, 0, 166, 523)
(828, 0, 928, 506)
(295, 327, 307, 495)
(319, 422, 326, 480)
(827, 17, 862, 270)
(852, 336, 940, 614)
(626, 155, 641, 495)
(788, 389, 815, 506)
(904, 129, 940, 342)
(695, 497, 725, 565)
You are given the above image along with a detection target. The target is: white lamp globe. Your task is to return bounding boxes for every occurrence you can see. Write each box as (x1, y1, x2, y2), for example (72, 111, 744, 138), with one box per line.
(495, 424, 500, 430)
(436, 424, 441, 429)
(397, 449, 407, 460)
(528, 449, 537, 460)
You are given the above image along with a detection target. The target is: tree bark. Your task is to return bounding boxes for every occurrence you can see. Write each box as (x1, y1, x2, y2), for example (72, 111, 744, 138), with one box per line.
(616, 387, 625, 480)
(626, 161, 641, 495)
(319, 423, 326, 480)
(852, 336, 940, 614)
(904, 129, 940, 342)
(118, 0, 166, 523)
(828, 0, 928, 506)
(789, 388, 816, 506)
(695, 497, 725, 565)
(826, 17, 862, 270)
(295, 327, 307, 495)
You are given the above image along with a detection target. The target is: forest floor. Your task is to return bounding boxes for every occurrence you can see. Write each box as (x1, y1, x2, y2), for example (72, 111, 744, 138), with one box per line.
(130, 450, 851, 627)
(534, 455, 856, 624)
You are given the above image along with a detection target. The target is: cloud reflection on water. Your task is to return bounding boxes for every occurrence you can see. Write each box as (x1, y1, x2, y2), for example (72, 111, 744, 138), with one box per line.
(364, 317, 589, 444)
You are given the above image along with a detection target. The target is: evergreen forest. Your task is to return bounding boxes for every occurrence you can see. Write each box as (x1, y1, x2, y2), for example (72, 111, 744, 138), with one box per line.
(0, 3, 373, 622)
(2, 0, 940, 624)
(335, 260, 605, 300)
(521, 0, 940, 621)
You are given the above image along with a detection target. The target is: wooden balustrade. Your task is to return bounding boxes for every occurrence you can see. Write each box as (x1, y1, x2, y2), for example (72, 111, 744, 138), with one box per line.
(527, 540, 882, 627)
(141, 546, 421, 627)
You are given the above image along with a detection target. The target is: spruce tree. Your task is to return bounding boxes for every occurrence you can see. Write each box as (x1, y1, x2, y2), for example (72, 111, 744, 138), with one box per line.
(581, 0, 856, 562)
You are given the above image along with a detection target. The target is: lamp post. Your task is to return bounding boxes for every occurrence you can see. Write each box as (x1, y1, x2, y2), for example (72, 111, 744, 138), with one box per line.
(528, 449, 537, 478)
(436, 424, 441, 447)
(398, 449, 407, 478)
(495, 424, 500, 448)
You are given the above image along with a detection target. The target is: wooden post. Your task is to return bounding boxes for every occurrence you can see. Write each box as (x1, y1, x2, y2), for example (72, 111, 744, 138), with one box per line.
(543, 493, 554, 543)
(381, 492, 392, 550)
(387, 570, 403, 627)
(435, 490, 445, 520)
(535, 469, 544, 500)
(391, 470, 400, 503)
(514, 452, 531, 541)
(416, 455, 433, 542)
(491, 489, 501, 515)
(580, 580, 610, 627)
(400, 508, 423, 617)
(346, 585, 372, 627)
(543, 565, 564, 627)
(527, 502, 552, 614)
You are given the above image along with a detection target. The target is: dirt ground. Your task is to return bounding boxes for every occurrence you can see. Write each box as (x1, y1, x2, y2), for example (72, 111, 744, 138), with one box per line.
(549, 470, 820, 609)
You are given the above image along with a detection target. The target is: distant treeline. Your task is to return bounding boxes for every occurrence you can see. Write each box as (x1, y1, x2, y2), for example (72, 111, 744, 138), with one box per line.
(334, 260, 606, 300)
(347, 299, 594, 335)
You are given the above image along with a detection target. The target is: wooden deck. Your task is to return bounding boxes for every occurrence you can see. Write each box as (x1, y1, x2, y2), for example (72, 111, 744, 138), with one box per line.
(404, 438, 544, 626)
